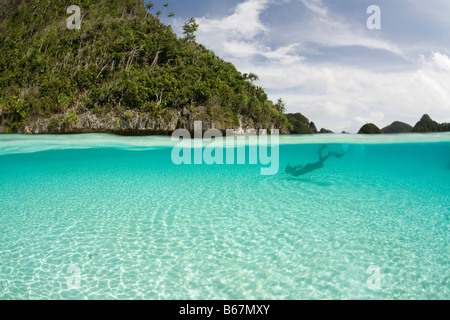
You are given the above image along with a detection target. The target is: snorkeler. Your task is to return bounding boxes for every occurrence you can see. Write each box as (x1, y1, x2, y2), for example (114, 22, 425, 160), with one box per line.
(285, 145, 345, 177)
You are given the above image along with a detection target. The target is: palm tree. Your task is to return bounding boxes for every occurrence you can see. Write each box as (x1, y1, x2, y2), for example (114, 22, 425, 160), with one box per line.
(145, 1, 154, 18)
(163, 3, 169, 18)
(275, 98, 286, 113)
(156, 10, 161, 19)
(168, 12, 175, 18)
(146, 2, 154, 11)
(244, 72, 259, 83)
(182, 17, 199, 42)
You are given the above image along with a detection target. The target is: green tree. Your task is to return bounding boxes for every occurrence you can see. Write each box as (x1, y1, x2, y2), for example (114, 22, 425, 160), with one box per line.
(0, 0, 291, 134)
(163, 3, 169, 20)
(183, 17, 199, 42)
(275, 98, 286, 113)
(244, 72, 259, 84)
(145, 1, 154, 18)
(145, 2, 154, 12)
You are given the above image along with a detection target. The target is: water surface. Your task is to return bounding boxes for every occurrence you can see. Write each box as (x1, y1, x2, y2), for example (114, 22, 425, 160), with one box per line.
(0, 134, 449, 299)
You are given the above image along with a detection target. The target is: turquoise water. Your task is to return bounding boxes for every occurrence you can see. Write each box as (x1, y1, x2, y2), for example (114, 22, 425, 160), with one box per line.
(0, 134, 449, 300)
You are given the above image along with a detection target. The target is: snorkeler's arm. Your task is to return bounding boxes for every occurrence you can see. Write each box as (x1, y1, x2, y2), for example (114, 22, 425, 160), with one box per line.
(329, 152, 346, 158)
(318, 145, 327, 155)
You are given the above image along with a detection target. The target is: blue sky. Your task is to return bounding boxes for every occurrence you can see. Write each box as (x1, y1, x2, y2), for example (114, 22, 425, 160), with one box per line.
(148, 0, 450, 132)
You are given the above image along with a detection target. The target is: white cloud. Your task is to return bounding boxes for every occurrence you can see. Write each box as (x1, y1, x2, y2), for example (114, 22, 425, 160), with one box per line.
(192, 0, 271, 60)
(295, 0, 403, 56)
(355, 112, 385, 126)
(239, 51, 450, 132)
(188, 0, 450, 132)
(197, 0, 269, 40)
(262, 43, 304, 62)
(298, 0, 328, 18)
(426, 52, 450, 72)
(222, 41, 264, 58)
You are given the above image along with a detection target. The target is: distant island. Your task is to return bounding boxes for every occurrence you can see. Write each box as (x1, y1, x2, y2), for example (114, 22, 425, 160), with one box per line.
(285, 113, 450, 135)
(357, 114, 450, 135)
(286, 113, 334, 134)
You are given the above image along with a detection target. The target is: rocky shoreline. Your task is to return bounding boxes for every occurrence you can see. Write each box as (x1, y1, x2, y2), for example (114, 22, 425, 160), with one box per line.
(1, 111, 449, 136)
(0, 107, 270, 136)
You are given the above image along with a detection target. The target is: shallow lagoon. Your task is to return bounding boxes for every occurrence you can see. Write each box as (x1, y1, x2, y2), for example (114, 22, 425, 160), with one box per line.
(0, 134, 449, 299)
